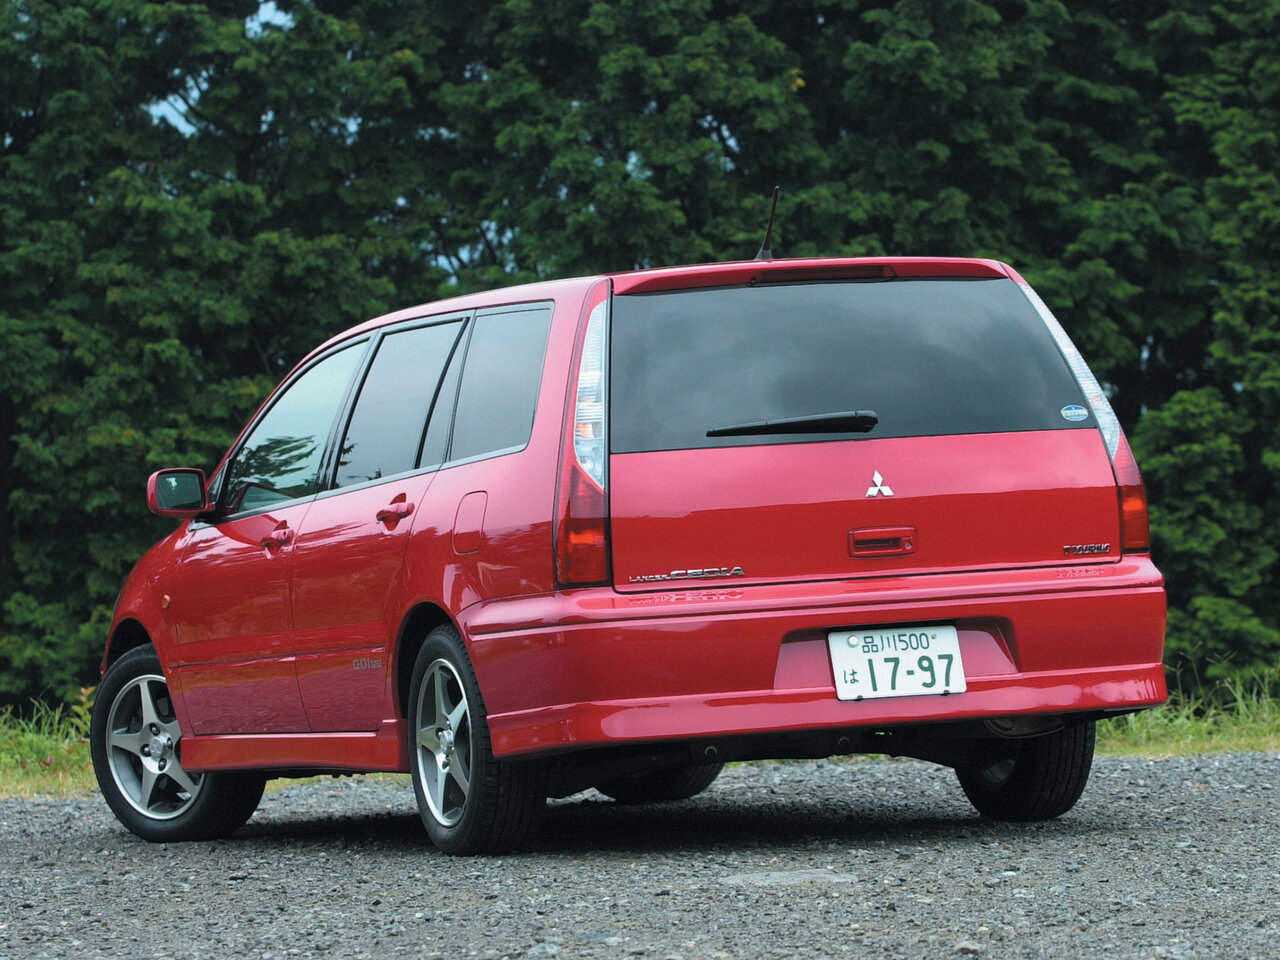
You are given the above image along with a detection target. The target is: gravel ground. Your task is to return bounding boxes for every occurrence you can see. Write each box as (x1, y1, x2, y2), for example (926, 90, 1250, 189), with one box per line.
(2, 752, 1278, 960)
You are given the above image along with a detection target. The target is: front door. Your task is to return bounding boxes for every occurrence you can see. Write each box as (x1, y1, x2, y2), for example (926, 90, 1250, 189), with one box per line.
(166, 342, 367, 735)
(167, 503, 314, 735)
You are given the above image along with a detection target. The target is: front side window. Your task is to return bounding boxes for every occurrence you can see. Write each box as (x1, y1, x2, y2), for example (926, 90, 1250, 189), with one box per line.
(224, 345, 364, 512)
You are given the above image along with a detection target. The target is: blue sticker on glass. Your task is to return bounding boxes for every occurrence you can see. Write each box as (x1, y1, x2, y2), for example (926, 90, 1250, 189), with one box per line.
(1061, 404, 1089, 422)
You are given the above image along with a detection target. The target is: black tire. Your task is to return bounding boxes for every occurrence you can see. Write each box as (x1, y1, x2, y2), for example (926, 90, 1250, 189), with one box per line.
(90, 646, 265, 842)
(956, 720, 1096, 821)
(408, 625, 545, 854)
(596, 761, 725, 804)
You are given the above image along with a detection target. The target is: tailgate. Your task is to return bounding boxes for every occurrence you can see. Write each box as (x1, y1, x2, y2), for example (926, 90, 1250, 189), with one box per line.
(607, 275, 1119, 591)
(610, 430, 1120, 590)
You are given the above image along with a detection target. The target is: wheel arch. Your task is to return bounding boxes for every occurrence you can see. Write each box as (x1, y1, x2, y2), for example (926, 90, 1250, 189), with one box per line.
(394, 602, 455, 718)
(104, 618, 153, 672)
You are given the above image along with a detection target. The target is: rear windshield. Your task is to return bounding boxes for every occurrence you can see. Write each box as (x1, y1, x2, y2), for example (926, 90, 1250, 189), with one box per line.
(609, 278, 1091, 453)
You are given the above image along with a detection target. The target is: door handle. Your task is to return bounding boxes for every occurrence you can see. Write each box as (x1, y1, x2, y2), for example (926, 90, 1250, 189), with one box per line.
(261, 523, 292, 549)
(376, 495, 414, 524)
(849, 525, 917, 558)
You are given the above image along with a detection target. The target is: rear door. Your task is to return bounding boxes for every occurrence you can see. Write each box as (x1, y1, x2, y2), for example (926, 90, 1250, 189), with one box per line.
(290, 315, 468, 731)
(608, 277, 1120, 591)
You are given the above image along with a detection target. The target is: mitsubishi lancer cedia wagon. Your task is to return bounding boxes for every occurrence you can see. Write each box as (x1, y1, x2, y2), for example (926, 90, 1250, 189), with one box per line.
(91, 257, 1167, 854)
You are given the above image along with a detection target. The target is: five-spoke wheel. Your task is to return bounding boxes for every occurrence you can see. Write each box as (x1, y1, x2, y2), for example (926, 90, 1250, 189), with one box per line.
(408, 625, 544, 854)
(415, 657, 473, 827)
(103, 672, 204, 820)
(91, 646, 265, 842)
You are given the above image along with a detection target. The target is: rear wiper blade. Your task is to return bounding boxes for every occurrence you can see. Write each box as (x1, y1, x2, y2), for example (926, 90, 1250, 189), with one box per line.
(706, 410, 879, 438)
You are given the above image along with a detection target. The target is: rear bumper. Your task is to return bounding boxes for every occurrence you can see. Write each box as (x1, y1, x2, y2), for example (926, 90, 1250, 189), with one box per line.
(462, 558, 1167, 759)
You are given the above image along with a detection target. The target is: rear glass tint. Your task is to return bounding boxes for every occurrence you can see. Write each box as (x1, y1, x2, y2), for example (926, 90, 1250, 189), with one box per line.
(334, 319, 464, 488)
(448, 304, 553, 463)
(610, 279, 1090, 452)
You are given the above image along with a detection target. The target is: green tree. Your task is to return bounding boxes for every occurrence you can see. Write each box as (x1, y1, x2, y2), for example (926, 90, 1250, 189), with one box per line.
(1138, 0, 1280, 689)
(0, 0, 430, 700)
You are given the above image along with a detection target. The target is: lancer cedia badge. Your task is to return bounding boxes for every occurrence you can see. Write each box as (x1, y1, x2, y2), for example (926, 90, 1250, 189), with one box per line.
(629, 566, 747, 584)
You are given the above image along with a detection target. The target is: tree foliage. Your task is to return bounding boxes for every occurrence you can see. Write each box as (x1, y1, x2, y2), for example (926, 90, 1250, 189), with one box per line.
(2, 0, 1278, 702)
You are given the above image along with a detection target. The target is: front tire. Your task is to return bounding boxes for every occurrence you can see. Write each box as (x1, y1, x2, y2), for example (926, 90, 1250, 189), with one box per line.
(956, 720, 1096, 821)
(91, 646, 265, 841)
(408, 625, 545, 854)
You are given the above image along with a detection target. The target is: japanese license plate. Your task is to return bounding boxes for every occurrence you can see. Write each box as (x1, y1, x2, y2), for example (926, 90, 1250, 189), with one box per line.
(827, 624, 966, 701)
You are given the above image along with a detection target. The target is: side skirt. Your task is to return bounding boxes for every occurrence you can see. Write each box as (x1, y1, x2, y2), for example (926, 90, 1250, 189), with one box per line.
(180, 719, 409, 773)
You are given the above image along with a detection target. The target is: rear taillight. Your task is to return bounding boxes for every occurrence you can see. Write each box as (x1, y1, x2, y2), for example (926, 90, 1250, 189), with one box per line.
(555, 281, 611, 587)
(1110, 432, 1151, 552)
(1019, 282, 1151, 554)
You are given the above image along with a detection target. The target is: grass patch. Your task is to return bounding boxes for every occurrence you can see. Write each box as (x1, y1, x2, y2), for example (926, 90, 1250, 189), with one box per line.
(1098, 674, 1280, 756)
(0, 690, 96, 798)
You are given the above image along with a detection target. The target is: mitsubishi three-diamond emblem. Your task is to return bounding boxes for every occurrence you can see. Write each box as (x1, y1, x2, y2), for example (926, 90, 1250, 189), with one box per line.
(866, 470, 894, 497)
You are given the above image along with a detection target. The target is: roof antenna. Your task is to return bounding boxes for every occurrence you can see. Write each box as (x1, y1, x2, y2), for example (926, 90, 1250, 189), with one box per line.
(754, 186, 781, 261)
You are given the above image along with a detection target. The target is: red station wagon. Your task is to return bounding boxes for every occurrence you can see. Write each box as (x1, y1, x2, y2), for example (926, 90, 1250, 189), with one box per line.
(91, 257, 1167, 854)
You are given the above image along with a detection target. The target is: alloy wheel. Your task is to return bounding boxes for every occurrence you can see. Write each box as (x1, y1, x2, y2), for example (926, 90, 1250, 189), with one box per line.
(415, 658, 473, 827)
(105, 674, 203, 820)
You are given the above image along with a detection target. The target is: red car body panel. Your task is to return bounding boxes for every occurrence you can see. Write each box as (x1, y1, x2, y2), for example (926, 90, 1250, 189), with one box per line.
(610, 431, 1123, 590)
(180, 721, 408, 773)
(290, 472, 438, 732)
(463, 556, 1166, 757)
(609, 256, 1015, 294)
(166, 502, 314, 735)
(102, 257, 1168, 777)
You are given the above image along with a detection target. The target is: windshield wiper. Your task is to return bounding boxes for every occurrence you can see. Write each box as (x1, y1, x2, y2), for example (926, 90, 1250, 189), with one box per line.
(706, 410, 879, 438)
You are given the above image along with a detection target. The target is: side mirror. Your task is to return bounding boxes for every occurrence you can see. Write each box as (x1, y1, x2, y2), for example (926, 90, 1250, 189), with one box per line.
(147, 469, 210, 518)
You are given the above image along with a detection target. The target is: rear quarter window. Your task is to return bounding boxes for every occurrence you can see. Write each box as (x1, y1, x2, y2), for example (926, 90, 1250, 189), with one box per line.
(447, 303, 554, 463)
(609, 279, 1090, 452)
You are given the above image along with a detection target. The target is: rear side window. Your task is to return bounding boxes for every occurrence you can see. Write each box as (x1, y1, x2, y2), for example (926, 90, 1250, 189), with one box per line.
(448, 304, 553, 462)
(609, 279, 1090, 453)
(334, 319, 464, 488)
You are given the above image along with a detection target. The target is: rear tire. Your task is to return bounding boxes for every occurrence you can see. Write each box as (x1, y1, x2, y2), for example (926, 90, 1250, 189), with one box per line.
(91, 646, 265, 842)
(596, 761, 724, 804)
(408, 625, 545, 854)
(956, 720, 1096, 821)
